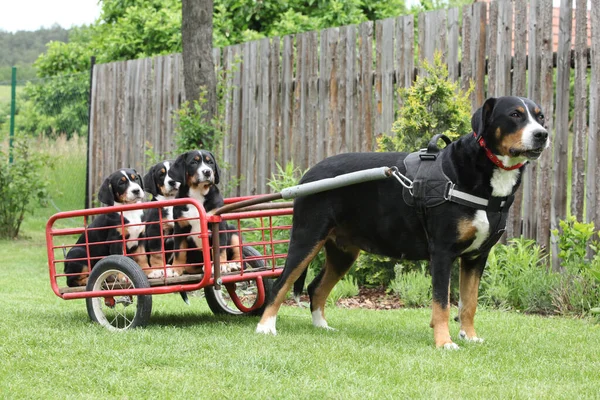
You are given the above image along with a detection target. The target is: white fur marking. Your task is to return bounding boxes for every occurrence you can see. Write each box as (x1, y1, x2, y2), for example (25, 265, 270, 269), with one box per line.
(120, 170, 144, 203)
(458, 330, 485, 343)
(519, 98, 546, 149)
(123, 209, 144, 250)
(256, 316, 277, 335)
(312, 308, 335, 330)
(443, 342, 460, 350)
(462, 210, 490, 254)
(490, 167, 520, 197)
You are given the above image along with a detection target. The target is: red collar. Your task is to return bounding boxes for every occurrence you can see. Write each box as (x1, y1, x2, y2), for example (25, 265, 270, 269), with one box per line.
(473, 132, 525, 171)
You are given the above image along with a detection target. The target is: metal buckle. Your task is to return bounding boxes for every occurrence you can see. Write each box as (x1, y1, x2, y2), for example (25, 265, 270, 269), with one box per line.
(444, 181, 454, 201)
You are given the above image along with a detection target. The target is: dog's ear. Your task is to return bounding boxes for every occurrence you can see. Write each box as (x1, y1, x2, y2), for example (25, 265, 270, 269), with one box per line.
(97, 177, 115, 206)
(134, 170, 144, 191)
(169, 152, 188, 184)
(208, 151, 220, 185)
(472, 97, 497, 137)
(143, 166, 157, 196)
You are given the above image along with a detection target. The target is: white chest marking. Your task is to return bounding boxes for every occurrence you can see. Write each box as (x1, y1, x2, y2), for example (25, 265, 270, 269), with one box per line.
(462, 210, 490, 254)
(490, 167, 520, 197)
(122, 209, 144, 249)
(183, 190, 206, 248)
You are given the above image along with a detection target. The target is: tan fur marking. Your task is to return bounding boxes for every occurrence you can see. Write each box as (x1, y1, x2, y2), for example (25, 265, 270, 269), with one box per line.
(499, 128, 525, 156)
(230, 233, 241, 262)
(160, 168, 165, 174)
(430, 301, 453, 348)
(75, 266, 89, 286)
(259, 241, 326, 322)
(459, 262, 481, 338)
(457, 218, 477, 242)
(121, 177, 126, 182)
(149, 253, 164, 268)
(516, 106, 525, 113)
(534, 107, 541, 114)
(171, 239, 188, 276)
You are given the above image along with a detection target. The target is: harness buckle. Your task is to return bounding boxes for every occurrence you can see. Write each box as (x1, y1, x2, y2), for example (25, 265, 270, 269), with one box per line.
(390, 166, 414, 193)
(444, 181, 454, 201)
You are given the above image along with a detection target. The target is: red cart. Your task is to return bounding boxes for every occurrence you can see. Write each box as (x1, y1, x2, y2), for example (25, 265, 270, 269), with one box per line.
(46, 195, 294, 330)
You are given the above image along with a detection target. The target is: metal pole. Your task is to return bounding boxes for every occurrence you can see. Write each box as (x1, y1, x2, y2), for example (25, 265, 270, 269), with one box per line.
(9, 66, 16, 164)
(85, 56, 96, 209)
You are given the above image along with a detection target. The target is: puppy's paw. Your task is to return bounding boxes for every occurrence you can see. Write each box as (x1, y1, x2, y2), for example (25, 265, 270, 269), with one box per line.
(147, 270, 165, 279)
(221, 262, 241, 273)
(443, 342, 460, 350)
(458, 330, 484, 343)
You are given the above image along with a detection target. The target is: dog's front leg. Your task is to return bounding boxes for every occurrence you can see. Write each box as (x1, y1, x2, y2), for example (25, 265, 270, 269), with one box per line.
(429, 252, 458, 350)
(458, 255, 486, 343)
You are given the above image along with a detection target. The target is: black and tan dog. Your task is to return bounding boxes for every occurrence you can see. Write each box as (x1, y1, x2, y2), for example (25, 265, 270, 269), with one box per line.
(256, 96, 549, 349)
(167, 150, 241, 277)
(64, 168, 149, 287)
(142, 160, 180, 276)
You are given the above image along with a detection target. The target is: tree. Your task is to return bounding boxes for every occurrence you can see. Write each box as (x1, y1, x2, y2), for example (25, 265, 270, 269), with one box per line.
(182, 0, 216, 124)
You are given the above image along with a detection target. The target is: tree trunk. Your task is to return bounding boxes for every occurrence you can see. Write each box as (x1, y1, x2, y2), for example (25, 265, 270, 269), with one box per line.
(182, 0, 216, 124)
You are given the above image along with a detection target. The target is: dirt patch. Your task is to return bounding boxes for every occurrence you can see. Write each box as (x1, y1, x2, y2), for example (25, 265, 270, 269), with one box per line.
(285, 287, 404, 310)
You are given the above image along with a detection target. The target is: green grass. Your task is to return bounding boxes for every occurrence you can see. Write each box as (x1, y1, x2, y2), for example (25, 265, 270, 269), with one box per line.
(2, 213, 600, 399)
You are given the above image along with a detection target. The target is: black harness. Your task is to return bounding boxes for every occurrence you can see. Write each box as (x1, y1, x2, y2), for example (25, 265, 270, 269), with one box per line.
(398, 134, 515, 256)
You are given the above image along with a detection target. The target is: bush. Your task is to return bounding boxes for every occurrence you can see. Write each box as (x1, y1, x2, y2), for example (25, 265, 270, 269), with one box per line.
(327, 275, 360, 306)
(389, 263, 431, 307)
(480, 238, 556, 313)
(378, 52, 473, 153)
(0, 139, 52, 239)
(173, 95, 220, 153)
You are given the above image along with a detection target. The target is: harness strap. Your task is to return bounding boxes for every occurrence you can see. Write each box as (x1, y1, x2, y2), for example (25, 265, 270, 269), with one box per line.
(446, 184, 513, 212)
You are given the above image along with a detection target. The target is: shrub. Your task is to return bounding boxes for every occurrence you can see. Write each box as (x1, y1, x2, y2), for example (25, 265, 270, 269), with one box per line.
(0, 139, 52, 239)
(378, 52, 473, 153)
(327, 275, 360, 306)
(173, 95, 220, 154)
(389, 263, 431, 307)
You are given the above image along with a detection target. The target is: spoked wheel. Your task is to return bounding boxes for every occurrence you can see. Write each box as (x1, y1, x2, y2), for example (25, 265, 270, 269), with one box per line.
(85, 255, 152, 331)
(204, 246, 272, 316)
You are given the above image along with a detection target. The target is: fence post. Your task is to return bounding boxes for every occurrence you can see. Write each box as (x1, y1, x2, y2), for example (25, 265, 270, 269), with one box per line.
(85, 56, 96, 209)
(9, 66, 16, 164)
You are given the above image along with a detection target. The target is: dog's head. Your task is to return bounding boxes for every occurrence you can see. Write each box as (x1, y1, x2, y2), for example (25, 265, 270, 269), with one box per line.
(143, 160, 180, 200)
(98, 168, 145, 206)
(169, 150, 220, 192)
(472, 96, 549, 164)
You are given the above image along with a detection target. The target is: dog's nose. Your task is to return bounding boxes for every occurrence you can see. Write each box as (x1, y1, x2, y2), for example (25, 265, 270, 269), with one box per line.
(132, 189, 141, 196)
(168, 180, 177, 186)
(533, 130, 548, 142)
(202, 169, 211, 177)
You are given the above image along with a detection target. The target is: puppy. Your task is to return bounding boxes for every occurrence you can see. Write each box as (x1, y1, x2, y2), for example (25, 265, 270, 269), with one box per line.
(64, 169, 149, 287)
(142, 160, 180, 276)
(168, 150, 241, 276)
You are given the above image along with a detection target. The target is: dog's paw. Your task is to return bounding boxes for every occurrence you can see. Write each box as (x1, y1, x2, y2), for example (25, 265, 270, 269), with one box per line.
(443, 342, 460, 350)
(458, 330, 484, 343)
(221, 262, 241, 273)
(147, 269, 164, 279)
(256, 317, 277, 335)
(165, 268, 179, 278)
(312, 309, 335, 330)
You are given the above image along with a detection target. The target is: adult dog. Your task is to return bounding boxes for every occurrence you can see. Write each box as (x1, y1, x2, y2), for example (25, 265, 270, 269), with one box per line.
(256, 96, 549, 349)
(168, 150, 241, 276)
(64, 168, 148, 287)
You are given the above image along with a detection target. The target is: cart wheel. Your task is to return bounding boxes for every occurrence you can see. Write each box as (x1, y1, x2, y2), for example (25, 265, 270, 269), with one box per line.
(204, 246, 272, 316)
(85, 255, 152, 331)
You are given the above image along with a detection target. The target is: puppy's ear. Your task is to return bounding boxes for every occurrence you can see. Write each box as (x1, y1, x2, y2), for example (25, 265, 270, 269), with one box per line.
(169, 152, 188, 184)
(143, 166, 157, 196)
(472, 97, 497, 137)
(134, 170, 144, 191)
(208, 151, 220, 185)
(97, 177, 115, 206)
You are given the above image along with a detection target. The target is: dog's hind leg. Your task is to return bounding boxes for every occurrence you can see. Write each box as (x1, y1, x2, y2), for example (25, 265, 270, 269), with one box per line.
(307, 239, 360, 330)
(457, 255, 486, 343)
(256, 232, 328, 335)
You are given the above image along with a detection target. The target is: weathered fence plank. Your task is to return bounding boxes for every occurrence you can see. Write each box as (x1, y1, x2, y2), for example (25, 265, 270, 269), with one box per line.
(375, 18, 395, 137)
(587, 4, 600, 228)
(358, 21, 374, 151)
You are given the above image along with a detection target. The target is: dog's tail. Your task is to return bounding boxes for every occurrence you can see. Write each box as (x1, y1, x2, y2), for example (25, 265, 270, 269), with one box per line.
(292, 268, 308, 306)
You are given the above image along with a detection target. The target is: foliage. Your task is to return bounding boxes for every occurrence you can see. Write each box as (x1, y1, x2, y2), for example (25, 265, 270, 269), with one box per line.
(327, 275, 360, 306)
(389, 263, 431, 307)
(352, 253, 398, 287)
(173, 96, 220, 153)
(0, 139, 52, 239)
(379, 53, 473, 152)
(479, 238, 555, 313)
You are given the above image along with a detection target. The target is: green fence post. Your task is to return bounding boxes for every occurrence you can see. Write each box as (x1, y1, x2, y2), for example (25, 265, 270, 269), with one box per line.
(9, 66, 16, 164)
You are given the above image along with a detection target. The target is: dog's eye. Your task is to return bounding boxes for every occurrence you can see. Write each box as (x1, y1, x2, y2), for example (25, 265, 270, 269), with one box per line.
(538, 114, 545, 121)
(510, 112, 521, 118)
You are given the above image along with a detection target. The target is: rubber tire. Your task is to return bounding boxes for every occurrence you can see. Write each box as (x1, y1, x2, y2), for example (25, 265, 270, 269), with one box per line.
(204, 246, 272, 316)
(85, 255, 152, 331)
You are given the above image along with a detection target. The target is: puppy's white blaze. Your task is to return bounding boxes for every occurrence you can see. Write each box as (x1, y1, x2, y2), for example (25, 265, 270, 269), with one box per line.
(519, 98, 547, 149)
(490, 166, 520, 197)
(120, 170, 144, 203)
(312, 308, 334, 330)
(197, 160, 214, 183)
(462, 210, 490, 254)
(256, 316, 277, 335)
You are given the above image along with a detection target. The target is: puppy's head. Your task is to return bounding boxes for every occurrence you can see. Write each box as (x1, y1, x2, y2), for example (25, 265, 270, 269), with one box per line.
(170, 150, 220, 192)
(98, 168, 145, 206)
(472, 96, 549, 163)
(143, 160, 180, 200)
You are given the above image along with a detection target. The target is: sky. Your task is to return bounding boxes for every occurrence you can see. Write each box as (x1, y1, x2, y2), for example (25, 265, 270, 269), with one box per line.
(0, 0, 587, 33)
(0, 0, 101, 33)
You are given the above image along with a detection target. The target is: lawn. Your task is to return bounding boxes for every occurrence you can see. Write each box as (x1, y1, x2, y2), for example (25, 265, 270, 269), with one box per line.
(1, 207, 600, 399)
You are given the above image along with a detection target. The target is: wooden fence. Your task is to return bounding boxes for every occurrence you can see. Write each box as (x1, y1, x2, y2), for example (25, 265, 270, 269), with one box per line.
(88, 0, 598, 259)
